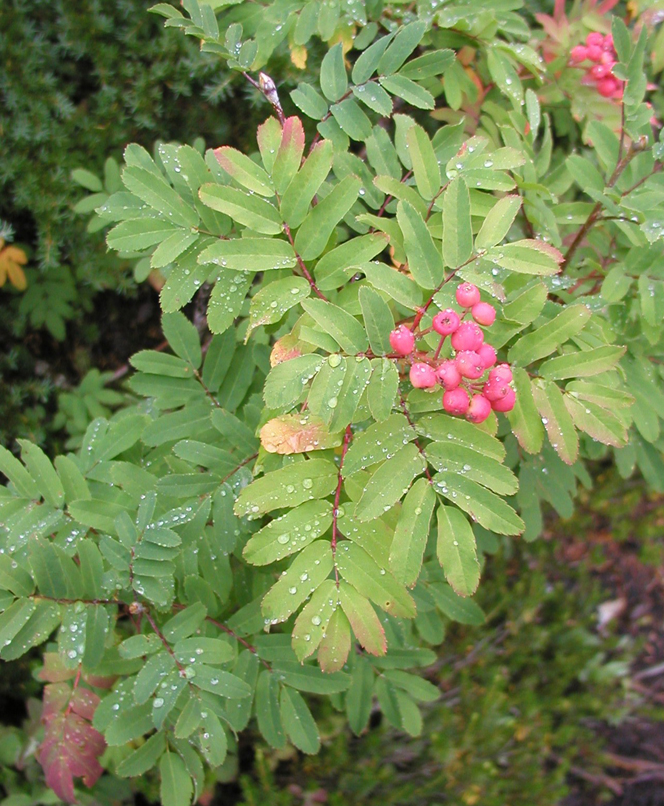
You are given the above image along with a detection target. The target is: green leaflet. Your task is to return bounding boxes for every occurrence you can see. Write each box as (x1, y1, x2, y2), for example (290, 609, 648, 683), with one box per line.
(327, 357, 372, 432)
(243, 501, 333, 565)
(502, 282, 547, 325)
(389, 478, 436, 587)
(359, 286, 394, 356)
(442, 177, 472, 269)
(564, 395, 628, 447)
(198, 238, 297, 272)
(198, 184, 282, 234)
(161, 312, 202, 369)
(234, 458, 338, 517)
(380, 75, 434, 109)
(508, 304, 592, 366)
(378, 21, 427, 73)
(362, 262, 423, 309)
(294, 175, 362, 260)
(346, 656, 374, 735)
(263, 354, 323, 410)
(317, 607, 352, 672)
(122, 166, 199, 228)
(407, 125, 440, 201)
(280, 140, 333, 228)
(397, 201, 444, 290)
(314, 233, 389, 290)
(338, 582, 386, 656)
(256, 671, 286, 749)
(214, 146, 274, 196)
(487, 239, 563, 276)
(117, 731, 166, 778)
(320, 42, 348, 101)
(354, 443, 425, 521)
(275, 661, 350, 694)
(352, 32, 394, 83)
(17, 441, 64, 508)
(261, 541, 333, 624)
(366, 358, 399, 421)
(0, 601, 61, 661)
(292, 579, 339, 661)
(331, 98, 373, 140)
(507, 368, 545, 454)
(532, 379, 579, 465)
(433, 473, 524, 536)
(475, 195, 522, 250)
(343, 413, 413, 476)
(307, 357, 348, 425)
(430, 583, 486, 625)
(301, 299, 368, 354)
(0, 445, 40, 499)
(280, 686, 320, 754)
(247, 277, 310, 337)
(416, 414, 506, 462)
(159, 752, 193, 806)
(106, 218, 178, 252)
(426, 443, 518, 496)
(539, 346, 626, 380)
(336, 542, 416, 618)
(436, 505, 480, 597)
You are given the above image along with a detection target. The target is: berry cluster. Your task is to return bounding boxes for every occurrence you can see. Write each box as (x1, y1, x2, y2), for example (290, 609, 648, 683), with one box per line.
(389, 282, 516, 425)
(569, 32, 622, 99)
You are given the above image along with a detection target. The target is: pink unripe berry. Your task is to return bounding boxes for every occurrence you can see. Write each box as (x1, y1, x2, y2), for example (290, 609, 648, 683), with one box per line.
(491, 387, 516, 412)
(451, 321, 484, 352)
(477, 343, 497, 369)
(455, 282, 480, 308)
(389, 325, 415, 356)
(432, 308, 460, 336)
(586, 32, 604, 48)
(443, 387, 470, 416)
(409, 362, 437, 389)
(471, 302, 496, 326)
(435, 360, 461, 390)
(466, 394, 492, 424)
(597, 76, 618, 97)
(489, 364, 512, 384)
(483, 380, 511, 402)
(602, 34, 614, 51)
(589, 63, 610, 79)
(455, 351, 485, 380)
(570, 45, 588, 64)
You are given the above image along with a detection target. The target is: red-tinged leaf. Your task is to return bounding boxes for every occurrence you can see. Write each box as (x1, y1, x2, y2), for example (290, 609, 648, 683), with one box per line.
(70, 688, 101, 721)
(273, 117, 305, 195)
(338, 583, 386, 656)
(82, 673, 116, 690)
(42, 683, 71, 720)
(317, 608, 351, 673)
(39, 652, 78, 683)
(260, 413, 342, 454)
(38, 711, 106, 802)
(38, 683, 106, 803)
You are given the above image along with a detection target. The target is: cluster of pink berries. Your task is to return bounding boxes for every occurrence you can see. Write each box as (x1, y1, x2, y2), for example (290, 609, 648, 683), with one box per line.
(569, 32, 622, 99)
(388, 282, 516, 425)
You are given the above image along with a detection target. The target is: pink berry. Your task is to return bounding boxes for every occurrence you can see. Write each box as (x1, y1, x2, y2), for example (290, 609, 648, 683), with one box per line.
(466, 394, 492, 424)
(589, 64, 610, 79)
(600, 51, 615, 66)
(471, 302, 496, 326)
(389, 325, 415, 356)
(432, 308, 460, 336)
(435, 360, 461, 390)
(597, 76, 618, 97)
(455, 282, 480, 308)
(451, 321, 484, 352)
(587, 45, 602, 61)
(455, 351, 484, 380)
(602, 34, 614, 51)
(491, 387, 516, 413)
(489, 364, 512, 384)
(409, 362, 437, 389)
(586, 32, 604, 48)
(483, 380, 511, 402)
(477, 343, 497, 369)
(443, 387, 470, 416)
(570, 45, 588, 64)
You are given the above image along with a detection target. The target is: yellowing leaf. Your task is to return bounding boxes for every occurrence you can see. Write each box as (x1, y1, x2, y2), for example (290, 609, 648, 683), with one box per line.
(291, 45, 308, 69)
(0, 243, 28, 291)
(260, 414, 342, 454)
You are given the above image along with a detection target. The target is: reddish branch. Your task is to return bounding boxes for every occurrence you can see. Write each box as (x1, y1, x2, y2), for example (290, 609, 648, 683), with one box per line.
(283, 222, 327, 300)
(399, 390, 432, 483)
(331, 425, 353, 585)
